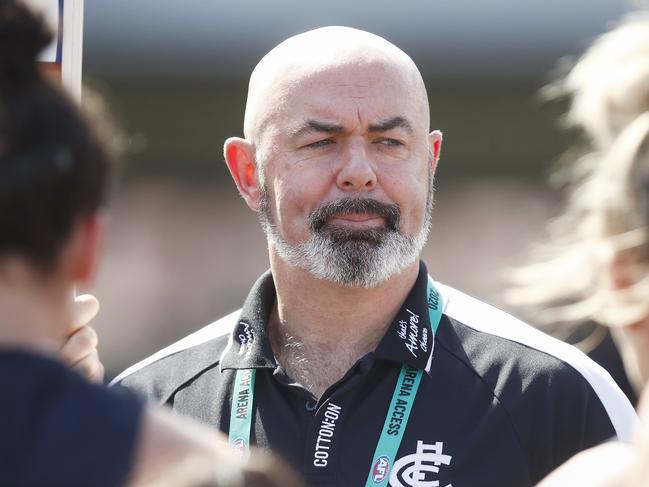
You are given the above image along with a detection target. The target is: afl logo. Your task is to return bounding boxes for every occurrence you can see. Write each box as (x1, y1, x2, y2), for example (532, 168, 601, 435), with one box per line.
(232, 437, 248, 456)
(372, 455, 390, 483)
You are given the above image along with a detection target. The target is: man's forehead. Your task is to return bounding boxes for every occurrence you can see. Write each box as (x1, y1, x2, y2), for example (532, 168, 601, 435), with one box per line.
(287, 60, 410, 92)
(244, 27, 429, 141)
(260, 66, 426, 136)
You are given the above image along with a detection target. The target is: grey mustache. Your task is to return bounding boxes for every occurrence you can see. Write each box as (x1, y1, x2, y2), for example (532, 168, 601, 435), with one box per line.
(308, 198, 400, 232)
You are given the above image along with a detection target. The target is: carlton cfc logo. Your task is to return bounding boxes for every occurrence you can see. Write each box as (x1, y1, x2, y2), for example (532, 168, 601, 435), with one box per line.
(372, 455, 390, 483)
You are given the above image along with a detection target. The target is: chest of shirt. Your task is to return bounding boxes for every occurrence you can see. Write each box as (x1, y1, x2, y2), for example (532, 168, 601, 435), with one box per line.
(169, 358, 536, 487)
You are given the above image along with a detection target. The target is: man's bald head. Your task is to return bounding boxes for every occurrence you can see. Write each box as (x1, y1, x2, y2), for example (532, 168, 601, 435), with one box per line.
(243, 26, 430, 144)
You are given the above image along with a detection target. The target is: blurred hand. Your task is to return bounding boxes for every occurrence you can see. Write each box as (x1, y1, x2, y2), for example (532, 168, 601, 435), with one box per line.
(59, 294, 105, 383)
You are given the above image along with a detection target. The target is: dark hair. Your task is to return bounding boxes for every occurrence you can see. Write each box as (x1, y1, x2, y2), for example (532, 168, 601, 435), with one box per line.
(0, 0, 113, 271)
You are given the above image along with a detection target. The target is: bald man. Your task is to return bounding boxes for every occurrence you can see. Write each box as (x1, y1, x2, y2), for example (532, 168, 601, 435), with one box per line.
(113, 27, 637, 487)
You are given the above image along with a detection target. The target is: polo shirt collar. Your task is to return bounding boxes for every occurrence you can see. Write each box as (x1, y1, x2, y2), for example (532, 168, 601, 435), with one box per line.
(220, 270, 278, 371)
(373, 260, 436, 373)
(220, 261, 436, 374)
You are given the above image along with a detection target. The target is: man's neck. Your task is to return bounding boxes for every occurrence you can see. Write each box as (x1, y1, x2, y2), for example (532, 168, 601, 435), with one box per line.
(0, 261, 70, 357)
(268, 251, 420, 398)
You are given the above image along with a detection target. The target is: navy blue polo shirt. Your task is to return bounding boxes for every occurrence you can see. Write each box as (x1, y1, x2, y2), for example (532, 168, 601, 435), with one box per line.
(114, 261, 636, 487)
(2, 349, 142, 487)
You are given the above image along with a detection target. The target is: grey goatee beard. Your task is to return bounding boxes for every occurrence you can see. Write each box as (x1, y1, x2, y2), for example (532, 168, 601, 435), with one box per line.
(258, 174, 434, 288)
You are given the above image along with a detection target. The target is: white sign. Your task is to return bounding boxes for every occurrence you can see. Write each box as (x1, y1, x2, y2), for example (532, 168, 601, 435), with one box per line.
(22, 0, 60, 62)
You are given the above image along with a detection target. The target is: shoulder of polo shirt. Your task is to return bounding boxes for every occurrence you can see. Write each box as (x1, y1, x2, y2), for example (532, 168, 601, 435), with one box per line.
(434, 311, 637, 482)
(114, 335, 229, 404)
(437, 314, 614, 416)
(110, 310, 239, 404)
(434, 283, 637, 442)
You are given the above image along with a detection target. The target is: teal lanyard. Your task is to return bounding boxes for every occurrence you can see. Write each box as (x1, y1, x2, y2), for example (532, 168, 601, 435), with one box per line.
(228, 368, 256, 458)
(229, 276, 444, 484)
(364, 277, 443, 486)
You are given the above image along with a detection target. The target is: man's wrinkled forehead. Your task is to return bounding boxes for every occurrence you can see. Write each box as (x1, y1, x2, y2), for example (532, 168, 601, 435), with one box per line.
(243, 27, 430, 141)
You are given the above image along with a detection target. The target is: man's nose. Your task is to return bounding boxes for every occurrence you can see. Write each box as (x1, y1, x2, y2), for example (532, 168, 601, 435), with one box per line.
(336, 143, 377, 192)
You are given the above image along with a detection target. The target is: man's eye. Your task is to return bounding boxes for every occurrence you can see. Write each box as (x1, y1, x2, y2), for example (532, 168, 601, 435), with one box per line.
(306, 139, 334, 148)
(377, 138, 404, 147)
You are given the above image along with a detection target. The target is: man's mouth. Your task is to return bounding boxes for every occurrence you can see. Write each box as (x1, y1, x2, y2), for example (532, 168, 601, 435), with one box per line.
(328, 213, 386, 229)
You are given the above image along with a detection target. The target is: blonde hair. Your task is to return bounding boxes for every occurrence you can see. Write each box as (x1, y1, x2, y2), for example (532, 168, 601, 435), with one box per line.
(507, 13, 649, 332)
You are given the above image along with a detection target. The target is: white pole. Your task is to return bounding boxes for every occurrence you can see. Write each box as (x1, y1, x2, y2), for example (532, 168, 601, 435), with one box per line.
(61, 0, 84, 101)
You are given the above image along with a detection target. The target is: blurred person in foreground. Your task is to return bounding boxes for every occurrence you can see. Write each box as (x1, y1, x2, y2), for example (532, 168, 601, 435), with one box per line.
(503, 13, 649, 487)
(0, 2, 301, 486)
(505, 13, 649, 409)
(111, 26, 637, 486)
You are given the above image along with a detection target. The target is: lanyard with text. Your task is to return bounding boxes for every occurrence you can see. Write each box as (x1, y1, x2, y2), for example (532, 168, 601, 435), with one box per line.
(364, 276, 443, 486)
(228, 368, 256, 458)
(228, 276, 444, 481)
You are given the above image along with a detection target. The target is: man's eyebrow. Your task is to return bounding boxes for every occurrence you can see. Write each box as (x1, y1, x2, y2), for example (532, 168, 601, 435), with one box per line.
(368, 116, 413, 134)
(291, 120, 346, 138)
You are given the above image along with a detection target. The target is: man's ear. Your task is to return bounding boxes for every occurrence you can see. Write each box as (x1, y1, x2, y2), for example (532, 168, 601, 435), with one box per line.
(224, 137, 262, 211)
(428, 130, 443, 172)
(65, 213, 104, 285)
